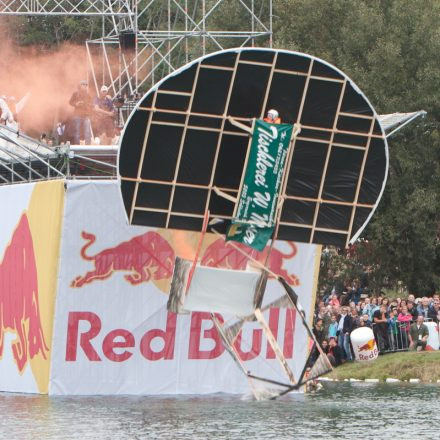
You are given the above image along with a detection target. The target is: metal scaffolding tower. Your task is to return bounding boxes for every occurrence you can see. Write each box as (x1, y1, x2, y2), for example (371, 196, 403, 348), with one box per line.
(87, 0, 272, 101)
(0, 0, 134, 16)
(0, 1, 272, 99)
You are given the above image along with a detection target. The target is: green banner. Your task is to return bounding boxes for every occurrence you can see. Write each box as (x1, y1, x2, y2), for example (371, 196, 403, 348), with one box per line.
(226, 119, 293, 251)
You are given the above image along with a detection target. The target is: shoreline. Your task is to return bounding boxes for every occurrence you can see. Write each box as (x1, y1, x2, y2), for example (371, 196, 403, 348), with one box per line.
(324, 351, 440, 383)
(319, 377, 440, 384)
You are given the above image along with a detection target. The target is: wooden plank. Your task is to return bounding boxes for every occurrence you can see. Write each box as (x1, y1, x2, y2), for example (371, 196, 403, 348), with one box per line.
(157, 89, 192, 96)
(165, 63, 202, 228)
(238, 59, 272, 67)
(299, 123, 384, 139)
(277, 59, 315, 239)
(259, 52, 278, 119)
(273, 68, 307, 77)
(202, 52, 241, 220)
(200, 64, 235, 71)
(345, 117, 376, 247)
(185, 210, 210, 292)
(272, 67, 345, 83)
(149, 120, 249, 137)
(120, 176, 240, 192)
(309, 79, 348, 243)
(282, 194, 374, 208)
(296, 135, 367, 150)
(339, 111, 375, 120)
(129, 89, 158, 224)
(254, 308, 296, 385)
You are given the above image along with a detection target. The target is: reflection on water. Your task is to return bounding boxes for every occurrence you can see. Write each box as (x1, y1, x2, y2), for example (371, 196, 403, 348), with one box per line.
(1, 383, 439, 439)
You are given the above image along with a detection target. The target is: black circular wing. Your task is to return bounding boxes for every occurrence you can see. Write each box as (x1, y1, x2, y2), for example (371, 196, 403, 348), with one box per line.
(118, 48, 388, 247)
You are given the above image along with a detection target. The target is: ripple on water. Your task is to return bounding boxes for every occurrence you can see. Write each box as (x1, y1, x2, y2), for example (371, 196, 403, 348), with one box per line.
(0, 384, 439, 439)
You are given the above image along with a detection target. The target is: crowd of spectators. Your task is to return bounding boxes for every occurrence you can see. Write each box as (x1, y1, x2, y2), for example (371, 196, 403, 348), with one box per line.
(1, 81, 120, 146)
(313, 283, 440, 367)
(1, 81, 119, 146)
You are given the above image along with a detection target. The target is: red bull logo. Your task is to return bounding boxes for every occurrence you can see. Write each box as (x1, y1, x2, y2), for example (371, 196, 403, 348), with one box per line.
(358, 339, 375, 352)
(71, 231, 175, 288)
(0, 213, 48, 372)
(357, 338, 378, 361)
(71, 231, 299, 288)
(201, 238, 300, 286)
(66, 230, 300, 364)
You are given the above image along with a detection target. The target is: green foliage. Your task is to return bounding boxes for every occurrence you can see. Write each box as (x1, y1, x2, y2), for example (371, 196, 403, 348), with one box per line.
(275, 0, 440, 294)
(3, 15, 103, 47)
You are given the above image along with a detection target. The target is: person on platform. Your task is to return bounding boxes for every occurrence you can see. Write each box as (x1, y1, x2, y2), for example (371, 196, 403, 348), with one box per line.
(69, 80, 92, 144)
(93, 85, 115, 144)
(264, 108, 281, 124)
(409, 315, 429, 351)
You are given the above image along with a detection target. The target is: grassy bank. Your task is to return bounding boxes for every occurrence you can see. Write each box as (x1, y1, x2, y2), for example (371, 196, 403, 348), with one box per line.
(328, 351, 440, 382)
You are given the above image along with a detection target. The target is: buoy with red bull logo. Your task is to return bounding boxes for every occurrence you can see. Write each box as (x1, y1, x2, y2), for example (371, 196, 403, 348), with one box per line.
(425, 321, 439, 351)
(351, 327, 379, 362)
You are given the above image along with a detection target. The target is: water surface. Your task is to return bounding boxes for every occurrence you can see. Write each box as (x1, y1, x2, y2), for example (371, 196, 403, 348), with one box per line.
(1, 383, 438, 439)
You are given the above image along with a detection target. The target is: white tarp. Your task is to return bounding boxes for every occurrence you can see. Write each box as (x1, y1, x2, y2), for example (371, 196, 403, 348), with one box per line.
(184, 266, 261, 316)
(50, 180, 321, 395)
(378, 111, 426, 136)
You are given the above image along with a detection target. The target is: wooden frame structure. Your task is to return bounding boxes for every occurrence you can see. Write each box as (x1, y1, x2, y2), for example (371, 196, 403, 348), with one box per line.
(119, 48, 389, 248)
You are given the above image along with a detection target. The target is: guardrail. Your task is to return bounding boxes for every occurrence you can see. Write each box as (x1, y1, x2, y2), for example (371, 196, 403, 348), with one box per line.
(372, 318, 436, 353)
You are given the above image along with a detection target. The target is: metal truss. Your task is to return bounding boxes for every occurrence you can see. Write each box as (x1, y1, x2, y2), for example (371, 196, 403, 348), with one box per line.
(0, 124, 117, 184)
(86, 0, 272, 101)
(0, 0, 135, 16)
(0, 0, 272, 121)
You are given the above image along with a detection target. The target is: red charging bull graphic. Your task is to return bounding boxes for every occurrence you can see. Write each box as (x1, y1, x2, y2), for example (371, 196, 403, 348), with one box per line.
(201, 238, 299, 286)
(71, 231, 175, 287)
(358, 339, 375, 352)
(0, 213, 48, 372)
(71, 232, 299, 287)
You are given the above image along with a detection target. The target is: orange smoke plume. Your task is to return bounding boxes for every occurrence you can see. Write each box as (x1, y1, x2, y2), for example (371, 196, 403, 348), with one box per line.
(0, 42, 93, 135)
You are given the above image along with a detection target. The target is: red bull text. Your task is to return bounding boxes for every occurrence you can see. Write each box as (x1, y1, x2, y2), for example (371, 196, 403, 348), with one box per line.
(65, 309, 296, 362)
(357, 339, 378, 361)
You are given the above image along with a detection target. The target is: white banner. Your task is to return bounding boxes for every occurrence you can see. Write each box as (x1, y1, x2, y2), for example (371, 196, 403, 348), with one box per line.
(50, 180, 321, 395)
